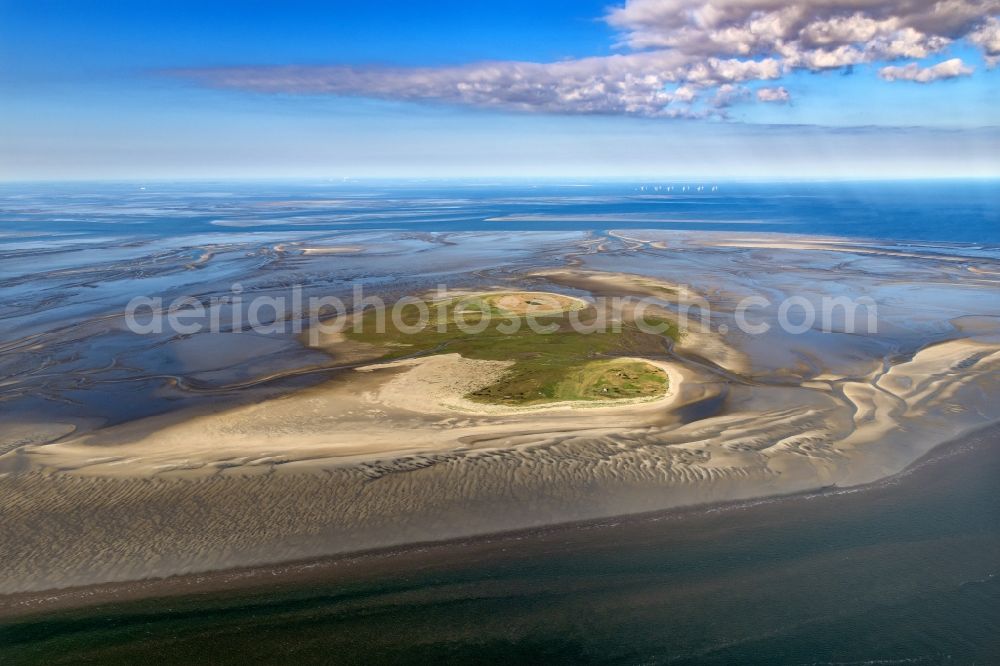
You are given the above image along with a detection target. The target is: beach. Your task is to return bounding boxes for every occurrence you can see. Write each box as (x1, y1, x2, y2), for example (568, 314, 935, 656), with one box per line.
(2, 420, 998, 663)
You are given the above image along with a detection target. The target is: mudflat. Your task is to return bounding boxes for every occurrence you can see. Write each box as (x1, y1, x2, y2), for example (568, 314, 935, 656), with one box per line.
(2, 230, 1000, 595)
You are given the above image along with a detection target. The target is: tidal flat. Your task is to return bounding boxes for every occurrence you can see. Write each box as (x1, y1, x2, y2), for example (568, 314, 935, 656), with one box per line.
(1, 182, 999, 611)
(2, 422, 999, 664)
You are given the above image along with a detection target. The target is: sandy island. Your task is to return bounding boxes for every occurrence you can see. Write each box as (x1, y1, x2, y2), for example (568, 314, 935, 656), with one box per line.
(2, 245, 1000, 595)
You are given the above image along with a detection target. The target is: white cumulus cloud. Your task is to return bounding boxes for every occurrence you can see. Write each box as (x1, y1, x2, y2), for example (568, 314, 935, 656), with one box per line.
(879, 57, 975, 81)
(757, 86, 791, 102)
(970, 16, 1000, 64)
(607, 0, 997, 60)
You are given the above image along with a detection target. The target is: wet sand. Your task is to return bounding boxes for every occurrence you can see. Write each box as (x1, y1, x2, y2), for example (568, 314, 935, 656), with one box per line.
(2, 230, 1000, 595)
(2, 421, 997, 664)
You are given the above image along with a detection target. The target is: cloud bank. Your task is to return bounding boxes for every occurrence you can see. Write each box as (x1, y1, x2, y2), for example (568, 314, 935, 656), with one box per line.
(174, 0, 999, 118)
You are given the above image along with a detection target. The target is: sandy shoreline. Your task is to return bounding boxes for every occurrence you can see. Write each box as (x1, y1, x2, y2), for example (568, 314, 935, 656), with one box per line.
(2, 418, 997, 620)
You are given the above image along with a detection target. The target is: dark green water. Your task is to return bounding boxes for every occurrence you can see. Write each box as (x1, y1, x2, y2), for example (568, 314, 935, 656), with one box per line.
(3, 426, 999, 665)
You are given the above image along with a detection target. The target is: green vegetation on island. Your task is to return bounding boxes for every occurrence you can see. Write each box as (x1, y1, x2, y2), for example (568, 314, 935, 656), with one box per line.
(345, 291, 678, 406)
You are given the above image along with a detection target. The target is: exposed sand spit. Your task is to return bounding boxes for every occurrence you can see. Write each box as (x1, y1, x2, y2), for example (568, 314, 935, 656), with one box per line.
(0, 351, 689, 478)
(360, 354, 514, 413)
(301, 246, 364, 255)
(274, 243, 365, 255)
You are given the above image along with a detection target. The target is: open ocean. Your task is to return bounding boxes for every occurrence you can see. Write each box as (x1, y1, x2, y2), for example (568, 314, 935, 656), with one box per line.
(1, 180, 998, 245)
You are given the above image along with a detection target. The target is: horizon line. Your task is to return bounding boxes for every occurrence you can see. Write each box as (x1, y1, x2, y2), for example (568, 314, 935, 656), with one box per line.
(2, 175, 1000, 185)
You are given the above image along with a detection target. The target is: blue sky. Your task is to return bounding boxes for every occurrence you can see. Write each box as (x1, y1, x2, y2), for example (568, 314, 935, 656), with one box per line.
(1, 0, 998, 180)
